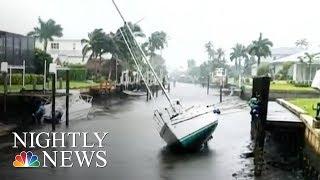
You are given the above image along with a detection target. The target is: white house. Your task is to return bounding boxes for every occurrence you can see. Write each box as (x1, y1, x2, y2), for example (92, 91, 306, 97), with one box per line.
(36, 39, 90, 65)
(271, 47, 320, 83)
(251, 47, 304, 76)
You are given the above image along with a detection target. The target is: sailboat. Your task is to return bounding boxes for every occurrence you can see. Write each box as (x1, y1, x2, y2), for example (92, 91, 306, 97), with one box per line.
(112, 0, 220, 150)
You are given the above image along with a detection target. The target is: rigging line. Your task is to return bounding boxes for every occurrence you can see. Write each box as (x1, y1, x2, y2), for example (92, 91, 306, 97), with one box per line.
(124, 23, 176, 113)
(119, 28, 163, 116)
(121, 28, 152, 89)
(112, 0, 176, 114)
(122, 28, 156, 93)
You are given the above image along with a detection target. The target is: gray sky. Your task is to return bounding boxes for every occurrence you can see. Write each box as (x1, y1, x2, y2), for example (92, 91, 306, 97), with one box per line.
(1, 0, 320, 69)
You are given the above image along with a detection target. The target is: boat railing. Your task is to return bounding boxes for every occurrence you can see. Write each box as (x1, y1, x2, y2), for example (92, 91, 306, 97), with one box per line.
(80, 94, 93, 104)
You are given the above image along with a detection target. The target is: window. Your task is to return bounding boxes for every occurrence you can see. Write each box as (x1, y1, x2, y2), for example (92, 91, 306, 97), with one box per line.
(51, 42, 59, 50)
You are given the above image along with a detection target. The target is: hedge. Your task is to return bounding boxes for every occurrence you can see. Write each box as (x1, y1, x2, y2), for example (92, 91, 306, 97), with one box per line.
(0, 73, 44, 85)
(57, 68, 87, 81)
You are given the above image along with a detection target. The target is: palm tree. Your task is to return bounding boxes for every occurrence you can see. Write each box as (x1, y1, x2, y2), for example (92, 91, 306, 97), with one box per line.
(230, 44, 248, 70)
(113, 22, 145, 69)
(248, 33, 273, 71)
(27, 17, 63, 52)
(146, 31, 167, 56)
(216, 48, 226, 67)
(205, 41, 215, 61)
(81, 28, 111, 74)
(298, 52, 320, 82)
(295, 38, 309, 49)
(230, 43, 248, 87)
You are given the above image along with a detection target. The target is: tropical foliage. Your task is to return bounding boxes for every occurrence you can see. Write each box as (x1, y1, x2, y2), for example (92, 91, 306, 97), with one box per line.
(33, 48, 53, 74)
(298, 52, 320, 81)
(295, 38, 309, 49)
(27, 17, 63, 52)
(248, 33, 273, 68)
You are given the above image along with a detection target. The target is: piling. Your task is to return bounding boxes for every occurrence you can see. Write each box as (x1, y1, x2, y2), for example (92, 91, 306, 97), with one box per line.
(207, 75, 209, 95)
(251, 76, 270, 176)
(156, 85, 158, 97)
(220, 85, 222, 103)
(66, 70, 69, 126)
(3, 72, 7, 122)
(51, 73, 56, 131)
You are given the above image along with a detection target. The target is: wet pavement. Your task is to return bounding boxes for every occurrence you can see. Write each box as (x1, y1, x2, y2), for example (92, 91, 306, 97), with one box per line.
(0, 83, 303, 180)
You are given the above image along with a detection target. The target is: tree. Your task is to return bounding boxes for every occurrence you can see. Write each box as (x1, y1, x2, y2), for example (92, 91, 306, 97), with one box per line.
(146, 31, 167, 56)
(248, 33, 273, 70)
(81, 28, 114, 75)
(27, 17, 63, 52)
(205, 41, 215, 61)
(295, 38, 309, 49)
(298, 52, 320, 82)
(230, 43, 248, 86)
(139, 31, 168, 77)
(113, 22, 145, 69)
(33, 48, 53, 74)
(216, 48, 226, 67)
(187, 59, 196, 69)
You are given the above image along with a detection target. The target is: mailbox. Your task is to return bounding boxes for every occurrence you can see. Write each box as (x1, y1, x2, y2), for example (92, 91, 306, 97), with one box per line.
(0, 62, 8, 73)
(49, 63, 57, 74)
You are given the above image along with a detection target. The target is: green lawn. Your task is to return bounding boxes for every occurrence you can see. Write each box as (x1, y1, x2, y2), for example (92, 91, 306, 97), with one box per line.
(246, 80, 317, 93)
(0, 81, 99, 93)
(289, 98, 320, 116)
(270, 81, 315, 92)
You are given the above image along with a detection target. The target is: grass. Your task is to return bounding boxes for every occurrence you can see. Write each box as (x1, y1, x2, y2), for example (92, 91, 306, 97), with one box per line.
(270, 81, 316, 93)
(289, 98, 320, 116)
(245, 80, 317, 93)
(0, 81, 99, 93)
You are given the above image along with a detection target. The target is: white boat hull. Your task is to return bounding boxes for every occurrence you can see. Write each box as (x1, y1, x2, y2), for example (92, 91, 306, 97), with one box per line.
(158, 105, 219, 150)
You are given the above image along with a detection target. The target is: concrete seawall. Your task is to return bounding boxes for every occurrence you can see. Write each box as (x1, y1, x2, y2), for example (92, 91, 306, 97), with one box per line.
(276, 99, 320, 156)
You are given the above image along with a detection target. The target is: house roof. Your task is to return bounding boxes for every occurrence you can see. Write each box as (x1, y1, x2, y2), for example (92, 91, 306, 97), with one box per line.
(271, 47, 304, 57)
(272, 47, 320, 63)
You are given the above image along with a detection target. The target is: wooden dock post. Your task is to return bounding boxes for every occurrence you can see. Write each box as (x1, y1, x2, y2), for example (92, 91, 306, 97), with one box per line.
(207, 75, 209, 95)
(251, 76, 270, 176)
(51, 73, 56, 131)
(66, 69, 69, 126)
(3, 72, 7, 122)
(49, 63, 57, 131)
(156, 85, 158, 97)
(1, 62, 8, 122)
(220, 84, 222, 103)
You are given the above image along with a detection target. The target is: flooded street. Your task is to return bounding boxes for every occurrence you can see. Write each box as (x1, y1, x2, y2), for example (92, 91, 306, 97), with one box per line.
(0, 83, 301, 180)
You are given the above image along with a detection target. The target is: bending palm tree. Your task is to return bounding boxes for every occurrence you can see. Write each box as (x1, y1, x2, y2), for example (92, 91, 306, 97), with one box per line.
(27, 17, 63, 52)
(81, 28, 111, 74)
(248, 33, 273, 74)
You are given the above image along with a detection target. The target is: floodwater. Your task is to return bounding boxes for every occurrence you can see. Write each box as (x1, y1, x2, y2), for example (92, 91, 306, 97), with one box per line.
(0, 83, 302, 180)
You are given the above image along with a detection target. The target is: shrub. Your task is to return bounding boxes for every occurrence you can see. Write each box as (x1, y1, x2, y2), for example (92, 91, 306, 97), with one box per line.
(292, 81, 311, 87)
(257, 63, 271, 76)
(33, 48, 53, 74)
(57, 68, 87, 81)
(0, 73, 44, 85)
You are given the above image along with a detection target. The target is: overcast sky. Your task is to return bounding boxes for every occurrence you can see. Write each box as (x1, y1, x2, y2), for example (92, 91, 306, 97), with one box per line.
(1, 0, 320, 69)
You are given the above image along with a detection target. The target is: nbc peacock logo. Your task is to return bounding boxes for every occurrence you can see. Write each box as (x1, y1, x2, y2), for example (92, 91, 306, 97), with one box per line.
(13, 151, 40, 167)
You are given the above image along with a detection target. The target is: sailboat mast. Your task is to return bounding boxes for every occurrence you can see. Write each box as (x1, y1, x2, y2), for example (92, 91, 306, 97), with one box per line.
(112, 0, 177, 113)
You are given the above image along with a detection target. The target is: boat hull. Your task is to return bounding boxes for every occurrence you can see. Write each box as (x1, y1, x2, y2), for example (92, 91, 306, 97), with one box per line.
(179, 121, 218, 149)
(159, 106, 219, 150)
